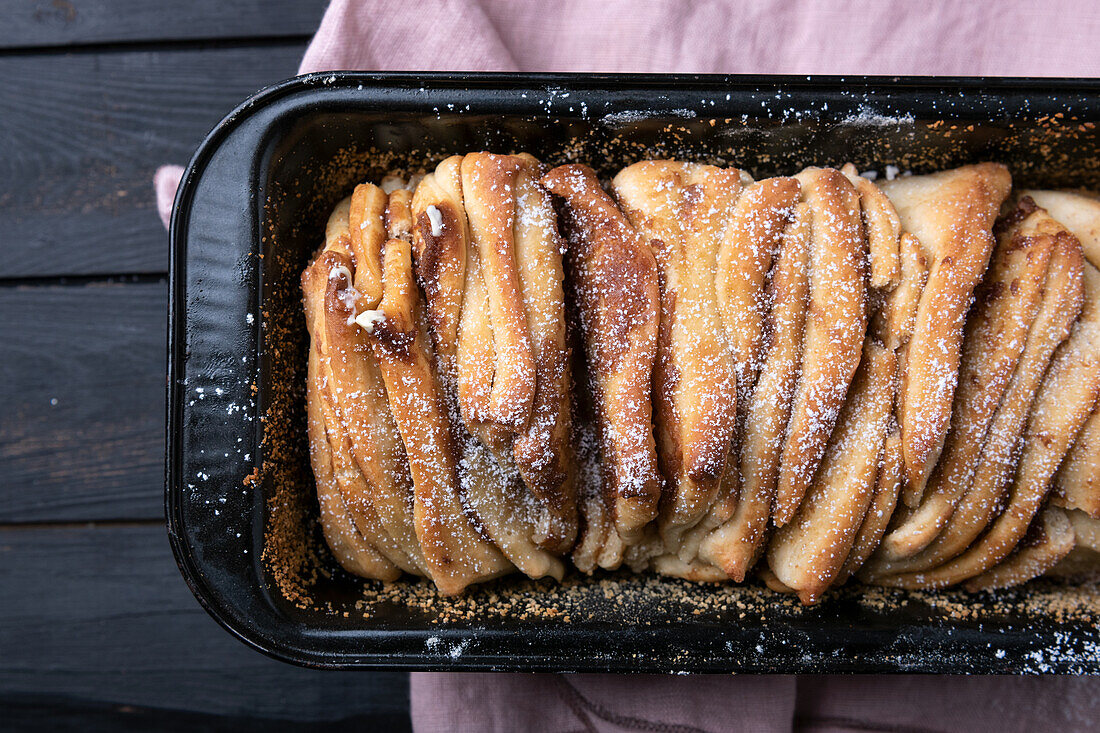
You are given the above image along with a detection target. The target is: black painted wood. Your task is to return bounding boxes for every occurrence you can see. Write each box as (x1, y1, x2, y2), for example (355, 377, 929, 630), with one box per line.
(1, 4, 414, 728)
(2, 697, 413, 733)
(0, 42, 305, 278)
(0, 0, 328, 49)
(1, 698, 413, 733)
(0, 524, 411, 725)
(0, 282, 166, 522)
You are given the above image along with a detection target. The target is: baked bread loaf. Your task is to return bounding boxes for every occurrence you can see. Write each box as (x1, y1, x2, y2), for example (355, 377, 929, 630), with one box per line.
(302, 154, 1099, 602)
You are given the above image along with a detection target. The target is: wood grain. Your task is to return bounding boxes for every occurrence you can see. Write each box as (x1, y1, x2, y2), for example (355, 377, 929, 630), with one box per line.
(0, 43, 304, 278)
(0, 0, 327, 49)
(0, 282, 165, 521)
(0, 524, 410, 725)
(1, 698, 412, 733)
(0, 7, 412, 726)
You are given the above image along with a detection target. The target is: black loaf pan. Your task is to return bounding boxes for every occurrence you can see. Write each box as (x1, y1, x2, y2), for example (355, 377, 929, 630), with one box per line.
(167, 72, 1100, 673)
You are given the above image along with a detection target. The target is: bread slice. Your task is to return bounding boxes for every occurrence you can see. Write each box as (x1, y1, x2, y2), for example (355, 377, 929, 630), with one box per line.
(1054, 408, 1100, 517)
(767, 341, 895, 604)
(315, 252, 425, 575)
(841, 163, 901, 290)
(612, 161, 745, 554)
(413, 154, 578, 554)
(876, 199, 1055, 561)
(835, 426, 903, 584)
(303, 259, 402, 582)
(774, 168, 868, 526)
(878, 164, 1012, 497)
(305, 341, 400, 580)
(1025, 190, 1100, 268)
(963, 507, 1075, 592)
(872, 264, 1099, 589)
(863, 215, 1086, 580)
(1027, 190, 1100, 519)
(695, 199, 811, 580)
(362, 237, 515, 593)
(540, 164, 663, 558)
(410, 155, 468, 372)
(461, 153, 537, 430)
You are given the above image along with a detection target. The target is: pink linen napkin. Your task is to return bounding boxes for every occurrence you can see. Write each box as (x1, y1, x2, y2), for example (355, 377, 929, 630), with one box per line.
(154, 0, 1100, 224)
(155, 2, 1100, 730)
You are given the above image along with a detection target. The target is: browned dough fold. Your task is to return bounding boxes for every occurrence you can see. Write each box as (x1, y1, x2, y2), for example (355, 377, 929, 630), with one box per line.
(877, 199, 1056, 561)
(612, 161, 745, 555)
(774, 168, 868, 526)
(363, 237, 514, 594)
(768, 341, 895, 603)
(541, 164, 663, 560)
(878, 164, 1012, 497)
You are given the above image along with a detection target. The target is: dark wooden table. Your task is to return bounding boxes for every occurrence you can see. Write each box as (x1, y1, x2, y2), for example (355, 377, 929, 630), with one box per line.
(0, 2, 412, 728)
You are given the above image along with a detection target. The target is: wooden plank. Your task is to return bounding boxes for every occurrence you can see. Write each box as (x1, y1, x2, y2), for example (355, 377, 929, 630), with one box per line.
(0, 282, 165, 521)
(0, 43, 305, 278)
(1, 697, 412, 733)
(0, 0, 327, 49)
(0, 524, 411, 724)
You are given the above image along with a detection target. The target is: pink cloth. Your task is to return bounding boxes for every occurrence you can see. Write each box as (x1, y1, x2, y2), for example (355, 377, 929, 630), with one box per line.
(154, 1, 1100, 730)
(153, 0, 1100, 225)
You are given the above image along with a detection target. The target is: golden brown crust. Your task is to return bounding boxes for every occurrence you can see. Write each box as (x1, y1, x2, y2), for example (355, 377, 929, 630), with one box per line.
(864, 213, 1087, 580)
(963, 507, 1075, 592)
(872, 284, 1100, 589)
(413, 154, 577, 554)
(363, 238, 513, 594)
(412, 156, 469, 370)
(1054, 407, 1100, 517)
(1031, 190, 1100, 518)
(768, 341, 895, 604)
(456, 246, 497, 428)
(875, 232, 929, 356)
(509, 154, 577, 552)
(315, 369, 413, 574)
(612, 161, 743, 552)
(348, 184, 388, 308)
(303, 265, 400, 581)
(305, 341, 399, 580)
(836, 425, 903, 584)
(876, 202, 1056, 561)
(696, 201, 811, 580)
(841, 163, 901, 290)
(877, 230, 929, 511)
(879, 163, 1013, 495)
(317, 251, 426, 575)
(715, 175, 801, 403)
(461, 153, 537, 430)
(385, 188, 414, 242)
(1025, 190, 1100, 269)
(541, 163, 663, 547)
(774, 167, 868, 526)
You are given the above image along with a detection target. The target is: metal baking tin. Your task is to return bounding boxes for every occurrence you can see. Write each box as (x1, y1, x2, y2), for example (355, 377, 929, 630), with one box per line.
(167, 73, 1100, 672)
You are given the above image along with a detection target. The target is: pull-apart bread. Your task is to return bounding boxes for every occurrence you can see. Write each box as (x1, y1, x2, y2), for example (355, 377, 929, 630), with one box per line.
(302, 153, 1100, 602)
(540, 164, 663, 570)
(877, 164, 1013, 500)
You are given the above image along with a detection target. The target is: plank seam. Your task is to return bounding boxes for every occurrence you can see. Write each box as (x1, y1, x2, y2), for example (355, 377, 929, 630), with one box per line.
(0, 273, 167, 288)
(0, 519, 166, 530)
(0, 34, 312, 57)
